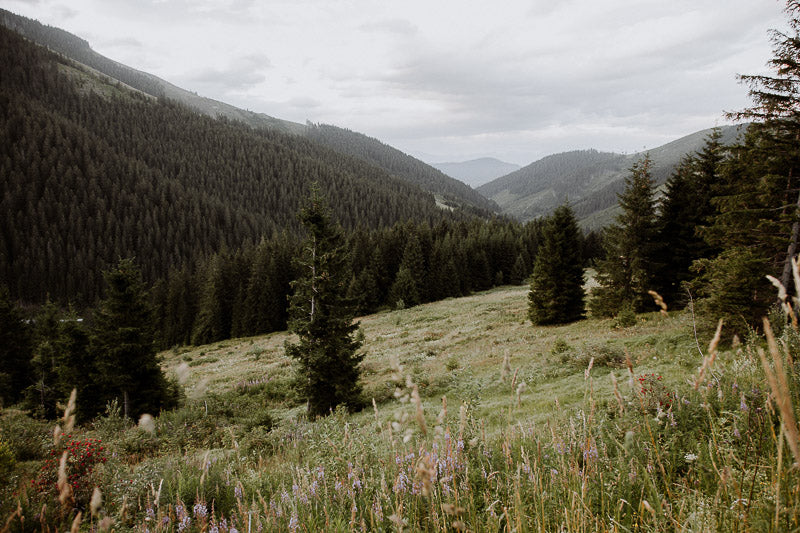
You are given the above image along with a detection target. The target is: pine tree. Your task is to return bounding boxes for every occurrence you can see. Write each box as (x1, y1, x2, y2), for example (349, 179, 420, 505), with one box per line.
(695, 2, 800, 330)
(528, 204, 585, 325)
(0, 286, 32, 407)
(654, 130, 725, 307)
(388, 234, 425, 307)
(286, 188, 364, 417)
(590, 155, 659, 316)
(91, 259, 172, 419)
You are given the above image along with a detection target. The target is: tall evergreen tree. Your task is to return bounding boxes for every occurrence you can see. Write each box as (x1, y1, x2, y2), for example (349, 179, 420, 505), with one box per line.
(694, 1, 800, 330)
(590, 155, 659, 316)
(286, 188, 364, 417)
(731, 0, 800, 292)
(91, 259, 172, 419)
(528, 204, 585, 325)
(0, 286, 32, 407)
(388, 233, 425, 308)
(654, 130, 725, 307)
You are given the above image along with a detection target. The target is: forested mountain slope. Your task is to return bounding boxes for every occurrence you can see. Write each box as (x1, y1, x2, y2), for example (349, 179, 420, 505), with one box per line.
(0, 9, 494, 216)
(0, 8, 305, 135)
(478, 125, 745, 227)
(0, 24, 461, 306)
(305, 124, 498, 214)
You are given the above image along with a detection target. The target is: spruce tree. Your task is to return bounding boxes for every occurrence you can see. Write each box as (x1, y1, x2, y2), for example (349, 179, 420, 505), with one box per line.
(91, 259, 171, 419)
(286, 188, 364, 417)
(590, 155, 659, 316)
(388, 234, 425, 307)
(528, 204, 585, 325)
(732, 0, 800, 291)
(654, 130, 725, 307)
(695, 1, 800, 330)
(0, 286, 33, 407)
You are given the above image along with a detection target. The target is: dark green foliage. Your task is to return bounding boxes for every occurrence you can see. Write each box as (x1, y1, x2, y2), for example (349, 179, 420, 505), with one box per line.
(692, 2, 800, 331)
(0, 287, 32, 407)
(306, 123, 498, 214)
(286, 190, 365, 417)
(0, 23, 458, 307)
(23, 303, 93, 419)
(654, 130, 725, 308)
(91, 259, 174, 419)
(590, 156, 659, 316)
(527, 205, 585, 325)
(388, 234, 425, 308)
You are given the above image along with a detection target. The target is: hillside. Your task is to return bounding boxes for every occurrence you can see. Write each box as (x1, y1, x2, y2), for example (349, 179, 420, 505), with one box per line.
(0, 23, 465, 305)
(433, 157, 521, 188)
(0, 9, 494, 217)
(478, 125, 746, 227)
(0, 8, 305, 135)
(5, 282, 791, 531)
(305, 124, 498, 214)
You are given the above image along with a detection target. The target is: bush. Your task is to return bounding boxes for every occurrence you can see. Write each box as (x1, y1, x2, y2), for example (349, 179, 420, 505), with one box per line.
(31, 434, 107, 507)
(614, 304, 637, 328)
(0, 410, 50, 461)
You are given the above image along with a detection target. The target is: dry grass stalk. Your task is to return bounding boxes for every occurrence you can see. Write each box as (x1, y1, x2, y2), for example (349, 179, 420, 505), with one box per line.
(63, 388, 76, 433)
(584, 356, 595, 381)
(693, 319, 723, 390)
(414, 454, 435, 497)
(90, 487, 103, 517)
(1, 501, 22, 533)
(70, 511, 82, 533)
(98, 517, 113, 531)
(610, 373, 625, 413)
(57, 450, 73, 506)
(647, 290, 668, 317)
(760, 317, 800, 465)
(500, 350, 512, 382)
(411, 385, 427, 437)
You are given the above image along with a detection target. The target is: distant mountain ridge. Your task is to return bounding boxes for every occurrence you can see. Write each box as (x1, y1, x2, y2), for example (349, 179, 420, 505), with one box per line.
(477, 125, 746, 228)
(0, 8, 494, 215)
(432, 158, 521, 188)
(306, 124, 498, 213)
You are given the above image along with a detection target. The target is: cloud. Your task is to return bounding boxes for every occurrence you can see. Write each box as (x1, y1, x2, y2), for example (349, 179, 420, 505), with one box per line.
(183, 53, 272, 95)
(359, 18, 417, 36)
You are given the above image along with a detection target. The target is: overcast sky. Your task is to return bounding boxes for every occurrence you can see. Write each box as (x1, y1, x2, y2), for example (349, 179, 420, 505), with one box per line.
(4, 0, 789, 165)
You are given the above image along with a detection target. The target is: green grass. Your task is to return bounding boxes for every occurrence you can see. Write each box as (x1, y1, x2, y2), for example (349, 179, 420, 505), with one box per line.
(2, 285, 798, 531)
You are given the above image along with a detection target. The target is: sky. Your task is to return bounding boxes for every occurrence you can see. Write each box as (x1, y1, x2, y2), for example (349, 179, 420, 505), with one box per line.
(3, 0, 790, 165)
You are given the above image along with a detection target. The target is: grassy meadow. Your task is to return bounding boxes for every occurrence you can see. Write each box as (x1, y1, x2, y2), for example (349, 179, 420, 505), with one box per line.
(2, 284, 800, 531)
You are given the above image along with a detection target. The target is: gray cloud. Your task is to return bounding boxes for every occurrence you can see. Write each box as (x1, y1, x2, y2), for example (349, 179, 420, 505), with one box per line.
(182, 53, 272, 95)
(359, 18, 417, 35)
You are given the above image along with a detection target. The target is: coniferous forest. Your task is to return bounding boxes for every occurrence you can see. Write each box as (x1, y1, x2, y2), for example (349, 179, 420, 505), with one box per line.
(3, 3, 800, 530)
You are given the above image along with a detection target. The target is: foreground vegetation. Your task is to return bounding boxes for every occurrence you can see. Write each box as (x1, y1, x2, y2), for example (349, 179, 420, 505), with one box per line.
(2, 284, 799, 531)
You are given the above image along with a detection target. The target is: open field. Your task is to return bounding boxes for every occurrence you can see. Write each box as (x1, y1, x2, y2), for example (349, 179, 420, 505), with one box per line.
(3, 284, 799, 532)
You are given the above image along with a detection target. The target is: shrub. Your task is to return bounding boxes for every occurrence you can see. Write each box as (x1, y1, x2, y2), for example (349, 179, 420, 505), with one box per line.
(0, 410, 50, 461)
(32, 435, 107, 506)
(614, 303, 637, 328)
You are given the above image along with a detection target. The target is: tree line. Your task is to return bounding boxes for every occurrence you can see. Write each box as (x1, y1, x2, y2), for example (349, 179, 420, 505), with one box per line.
(0, 23, 471, 307)
(152, 216, 604, 349)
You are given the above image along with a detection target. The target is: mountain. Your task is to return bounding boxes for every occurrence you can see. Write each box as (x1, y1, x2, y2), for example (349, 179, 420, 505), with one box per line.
(0, 8, 305, 136)
(0, 9, 493, 216)
(432, 158, 521, 188)
(0, 22, 471, 306)
(305, 124, 498, 214)
(477, 125, 746, 228)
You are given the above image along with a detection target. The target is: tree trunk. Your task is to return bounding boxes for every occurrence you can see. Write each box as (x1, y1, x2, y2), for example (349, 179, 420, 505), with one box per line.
(123, 389, 129, 419)
(780, 169, 800, 298)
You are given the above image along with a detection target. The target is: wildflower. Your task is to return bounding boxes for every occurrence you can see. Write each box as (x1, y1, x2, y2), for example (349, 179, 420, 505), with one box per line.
(684, 452, 698, 462)
(372, 496, 383, 521)
(193, 503, 207, 519)
(288, 512, 299, 532)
